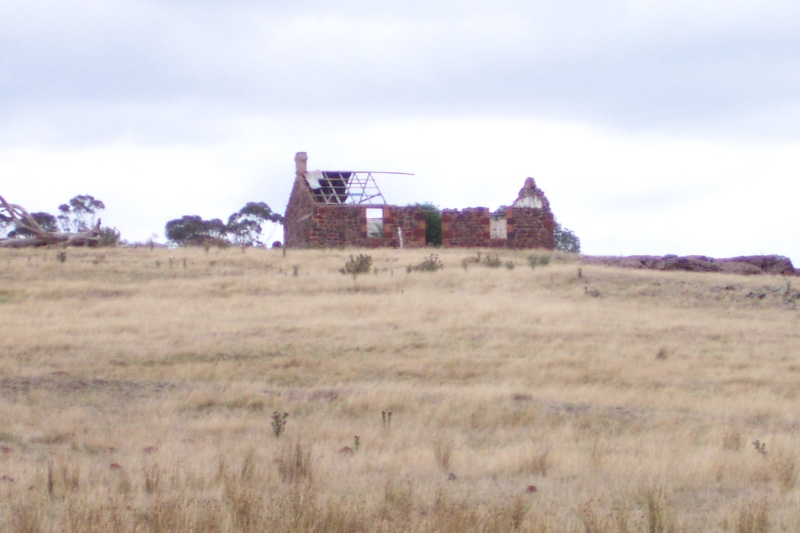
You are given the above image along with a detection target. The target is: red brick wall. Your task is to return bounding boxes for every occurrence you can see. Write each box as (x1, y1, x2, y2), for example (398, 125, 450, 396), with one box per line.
(506, 207, 555, 249)
(442, 206, 554, 249)
(441, 208, 491, 247)
(286, 193, 426, 248)
(307, 205, 363, 246)
(381, 206, 427, 248)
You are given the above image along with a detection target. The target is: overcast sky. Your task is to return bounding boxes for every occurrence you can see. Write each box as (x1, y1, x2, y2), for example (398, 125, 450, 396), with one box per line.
(2, 0, 799, 262)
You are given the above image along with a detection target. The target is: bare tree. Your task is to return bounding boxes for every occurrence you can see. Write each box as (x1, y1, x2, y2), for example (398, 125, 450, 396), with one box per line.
(0, 195, 102, 248)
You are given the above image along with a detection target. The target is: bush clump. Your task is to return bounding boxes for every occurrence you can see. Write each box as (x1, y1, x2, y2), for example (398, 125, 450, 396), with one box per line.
(407, 254, 444, 273)
(483, 254, 503, 268)
(527, 254, 551, 268)
(340, 254, 373, 276)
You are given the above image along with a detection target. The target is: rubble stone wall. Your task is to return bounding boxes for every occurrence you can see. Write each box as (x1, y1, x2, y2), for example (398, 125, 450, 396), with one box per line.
(307, 205, 363, 247)
(288, 201, 426, 248)
(284, 175, 316, 248)
(441, 206, 554, 249)
(441, 208, 492, 247)
(506, 207, 555, 249)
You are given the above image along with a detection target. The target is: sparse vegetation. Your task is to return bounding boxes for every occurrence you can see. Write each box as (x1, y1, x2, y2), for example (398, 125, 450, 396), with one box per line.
(736, 499, 769, 533)
(276, 441, 313, 483)
(0, 246, 798, 531)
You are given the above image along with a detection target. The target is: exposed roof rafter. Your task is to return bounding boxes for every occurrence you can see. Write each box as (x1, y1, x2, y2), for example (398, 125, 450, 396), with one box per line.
(306, 171, 412, 206)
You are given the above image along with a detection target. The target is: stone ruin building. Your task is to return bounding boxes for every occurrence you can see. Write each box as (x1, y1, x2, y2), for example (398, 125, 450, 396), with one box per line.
(284, 152, 555, 249)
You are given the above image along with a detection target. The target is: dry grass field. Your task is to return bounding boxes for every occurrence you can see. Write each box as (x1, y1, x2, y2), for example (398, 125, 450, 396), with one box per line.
(0, 246, 798, 532)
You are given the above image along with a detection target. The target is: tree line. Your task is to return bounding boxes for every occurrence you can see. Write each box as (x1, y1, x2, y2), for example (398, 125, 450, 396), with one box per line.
(164, 202, 284, 247)
(0, 195, 285, 248)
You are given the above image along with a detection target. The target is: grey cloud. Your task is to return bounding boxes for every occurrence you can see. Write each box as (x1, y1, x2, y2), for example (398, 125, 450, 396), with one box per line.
(2, 1, 800, 144)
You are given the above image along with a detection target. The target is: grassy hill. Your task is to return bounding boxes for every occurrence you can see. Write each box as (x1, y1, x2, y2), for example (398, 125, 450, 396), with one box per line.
(0, 246, 798, 532)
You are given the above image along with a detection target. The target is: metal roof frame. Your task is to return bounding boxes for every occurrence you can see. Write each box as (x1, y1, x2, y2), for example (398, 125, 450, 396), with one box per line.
(309, 171, 412, 206)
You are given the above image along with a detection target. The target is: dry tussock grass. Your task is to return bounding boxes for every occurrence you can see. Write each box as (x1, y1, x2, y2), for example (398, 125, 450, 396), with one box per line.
(1, 246, 799, 531)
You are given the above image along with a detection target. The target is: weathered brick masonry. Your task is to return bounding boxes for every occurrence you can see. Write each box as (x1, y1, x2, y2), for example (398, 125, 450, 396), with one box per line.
(441, 208, 491, 247)
(439, 178, 554, 249)
(284, 153, 426, 248)
(284, 153, 555, 250)
(301, 205, 426, 248)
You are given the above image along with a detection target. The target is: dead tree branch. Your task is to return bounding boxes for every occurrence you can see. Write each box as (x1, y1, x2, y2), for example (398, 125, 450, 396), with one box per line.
(0, 195, 102, 248)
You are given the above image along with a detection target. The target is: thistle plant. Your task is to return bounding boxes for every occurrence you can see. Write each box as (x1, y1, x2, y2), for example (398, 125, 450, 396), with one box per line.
(272, 411, 288, 438)
(752, 440, 767, 456)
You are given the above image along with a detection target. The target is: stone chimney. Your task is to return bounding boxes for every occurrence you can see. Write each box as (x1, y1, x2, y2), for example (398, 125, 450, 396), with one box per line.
(295, 152, 308, 178)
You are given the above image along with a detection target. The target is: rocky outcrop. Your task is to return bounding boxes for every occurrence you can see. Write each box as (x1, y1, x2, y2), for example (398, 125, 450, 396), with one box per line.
(582, 255, 797, 276)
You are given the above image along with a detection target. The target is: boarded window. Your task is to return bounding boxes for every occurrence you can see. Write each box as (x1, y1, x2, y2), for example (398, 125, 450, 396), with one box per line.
(366, 208, 384, 238)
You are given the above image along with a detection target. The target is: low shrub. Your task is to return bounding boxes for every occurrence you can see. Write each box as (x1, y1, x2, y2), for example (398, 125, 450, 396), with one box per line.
(483, 254, 503, 268)
(407, 254, 444, 273)
(527, 254, 551, 268)
(340, 254, 373, 276)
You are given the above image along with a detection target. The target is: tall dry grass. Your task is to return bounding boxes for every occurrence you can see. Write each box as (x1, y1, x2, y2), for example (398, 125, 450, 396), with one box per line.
(0, 246, 798, 531)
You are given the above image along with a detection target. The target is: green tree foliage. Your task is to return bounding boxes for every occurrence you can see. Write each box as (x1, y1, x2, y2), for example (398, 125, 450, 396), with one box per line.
(226, 202, 284, 246)
(8, 212, 58, 238)
(554, 221, 581, 253)
(58, 194, 105, 233)
(58, 194, 120, 245)
(165, 202, 284, 247)
(409, 202, 442, 246)
(165, 216, 229, 246)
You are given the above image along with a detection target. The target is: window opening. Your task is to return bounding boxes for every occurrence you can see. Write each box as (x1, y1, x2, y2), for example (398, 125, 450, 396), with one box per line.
(366, 208, 384, 238)
(490, 211, 507, 239)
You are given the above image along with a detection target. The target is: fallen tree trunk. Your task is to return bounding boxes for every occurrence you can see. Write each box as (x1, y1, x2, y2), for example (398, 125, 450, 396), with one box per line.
(0, 230, 101, 248)
(0, 195, 102, 248)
